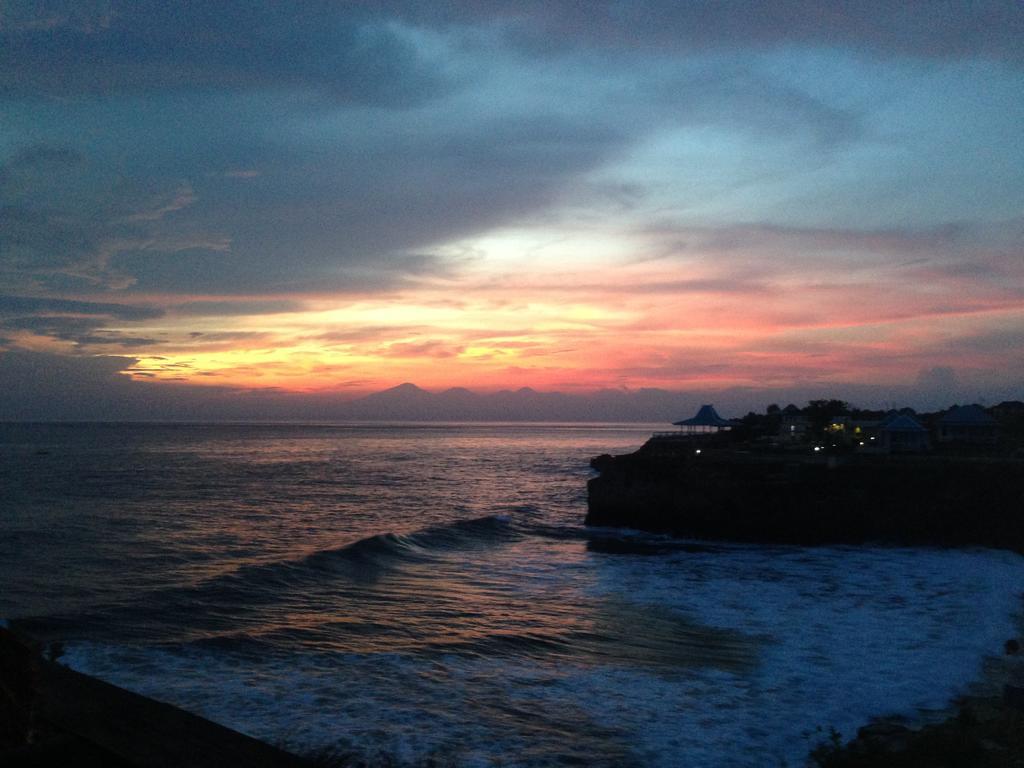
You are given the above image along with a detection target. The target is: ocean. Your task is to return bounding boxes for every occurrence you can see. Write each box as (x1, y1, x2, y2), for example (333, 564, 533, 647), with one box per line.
(1, 422, 1022, 767)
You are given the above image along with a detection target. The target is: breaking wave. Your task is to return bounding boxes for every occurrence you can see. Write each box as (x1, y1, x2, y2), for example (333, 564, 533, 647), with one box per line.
(233, 512, 520, 582)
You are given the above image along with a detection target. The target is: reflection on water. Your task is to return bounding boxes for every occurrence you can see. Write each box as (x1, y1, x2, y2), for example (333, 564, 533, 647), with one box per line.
(2, 422, 1022, 767)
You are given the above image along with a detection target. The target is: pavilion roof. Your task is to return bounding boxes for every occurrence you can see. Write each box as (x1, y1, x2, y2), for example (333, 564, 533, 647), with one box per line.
(881, 415, 927, 433)
(673, 404, 732, 427)
(940, 404, 996, 425)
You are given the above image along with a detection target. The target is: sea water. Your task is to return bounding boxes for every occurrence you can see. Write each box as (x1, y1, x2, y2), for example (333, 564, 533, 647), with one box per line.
(1, 422, 1022, 767)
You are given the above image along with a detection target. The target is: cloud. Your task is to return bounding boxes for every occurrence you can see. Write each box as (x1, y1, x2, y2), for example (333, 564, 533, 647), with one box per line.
(0, 347, 275, 420)
(645, 220, 966, 258)
(381, 1, 1024, 62)
(0, 295, 163, 320)
(93, 109, 629, 294)
(171, 300, 305, 317)
(0, 1, 451, 106)
(642, 64, 863, 148)
(186, 331, 274, 342)
(0, 315, 161, 348)
(0, 5, 904, 301)
(637, 220, 1024, 288)
(0, 294, 165, 350)
(916, 365, 959, 390)
(313, 326, 429, 344)
(3, 3, 882, 302)
(7, 0, 1019, 105)
(0, 289, 167, 350)
(109, 248, 447, 295)
(1, 1, 1020, 409)
(0, 145, 217, 292)
(0, 145, 82, 178)
(379, 340, 464, 359)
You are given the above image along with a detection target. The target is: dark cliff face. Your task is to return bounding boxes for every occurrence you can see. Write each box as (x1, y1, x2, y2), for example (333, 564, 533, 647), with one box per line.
(586, 445, 1024, 551)
(0, 626, 311, 767)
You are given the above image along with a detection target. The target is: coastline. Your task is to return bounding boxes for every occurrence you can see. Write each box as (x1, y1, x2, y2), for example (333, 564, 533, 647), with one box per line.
(586, 432, 1024, 765)
(4, 421, 1019, 768)
(587, 442, 1024, 551)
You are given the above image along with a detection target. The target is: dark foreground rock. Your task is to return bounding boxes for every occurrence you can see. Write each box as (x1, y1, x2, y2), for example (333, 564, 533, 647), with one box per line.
(587, 440, 1024, 550)
(0, 625, 311, 768)
(808, 633, 1024, 767)
(810, 695, 1024, 767)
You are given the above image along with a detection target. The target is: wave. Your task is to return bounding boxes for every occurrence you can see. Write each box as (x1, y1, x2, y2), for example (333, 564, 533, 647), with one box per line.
(9, 514, 524, 646)
(177, 513, 523, 613)
(300, 512, 518, 570)
(523, 518, 731, 556)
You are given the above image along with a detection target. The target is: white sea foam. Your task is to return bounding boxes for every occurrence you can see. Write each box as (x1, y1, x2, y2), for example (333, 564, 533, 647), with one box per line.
(64, 544, 1024, 767)
(579, 544, 1024, 765)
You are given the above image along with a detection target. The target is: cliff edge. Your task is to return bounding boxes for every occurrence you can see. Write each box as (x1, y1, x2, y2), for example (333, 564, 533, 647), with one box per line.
(586, 438, 1024, 551)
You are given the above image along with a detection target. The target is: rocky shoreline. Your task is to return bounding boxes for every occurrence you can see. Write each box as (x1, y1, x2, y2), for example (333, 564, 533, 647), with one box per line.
(587, 433, 1024, 765)
(811, 673, 1024, 767)
(804, 600, 1024, 765)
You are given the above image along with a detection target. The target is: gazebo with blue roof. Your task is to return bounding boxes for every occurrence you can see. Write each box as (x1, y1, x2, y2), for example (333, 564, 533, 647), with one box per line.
(879, 414, 930, 453)
(673, 404, 733, 435)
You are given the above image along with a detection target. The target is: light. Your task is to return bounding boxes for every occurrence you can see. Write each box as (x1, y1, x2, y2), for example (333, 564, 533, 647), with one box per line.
(813, 446, 821, 452)
(859, 441, 864, 446)
(695, 449, 702, 455)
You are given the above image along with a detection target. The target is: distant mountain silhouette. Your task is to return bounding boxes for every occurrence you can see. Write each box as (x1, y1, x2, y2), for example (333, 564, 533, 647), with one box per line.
(336, 384, 681, 422)
(344, 382, 435, 419)
(5, 348, 1015, 421)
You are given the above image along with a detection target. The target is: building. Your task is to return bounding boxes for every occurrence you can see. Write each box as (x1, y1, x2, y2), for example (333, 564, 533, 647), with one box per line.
(939, 404, 999, 445)
(879, 414, 930, 453)
(992, 401, 1024, 422)
(825, 415, 849, 444)
(673, 404, 733, 435)
(779, 404, 808, 442)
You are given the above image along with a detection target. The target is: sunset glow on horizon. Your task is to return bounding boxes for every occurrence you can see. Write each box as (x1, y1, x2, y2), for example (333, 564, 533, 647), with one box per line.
(2, 2, 1023, 414)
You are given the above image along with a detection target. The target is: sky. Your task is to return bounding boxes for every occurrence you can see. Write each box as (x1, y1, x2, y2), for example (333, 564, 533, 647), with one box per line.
(2, 1, 1023, 416)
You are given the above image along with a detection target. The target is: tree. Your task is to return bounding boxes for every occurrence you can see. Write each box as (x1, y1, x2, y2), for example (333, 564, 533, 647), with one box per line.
(804, 399, 851, 435)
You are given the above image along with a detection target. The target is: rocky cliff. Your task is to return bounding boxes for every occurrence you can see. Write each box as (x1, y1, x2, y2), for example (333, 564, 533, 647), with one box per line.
(586, 440, 1024, 550)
